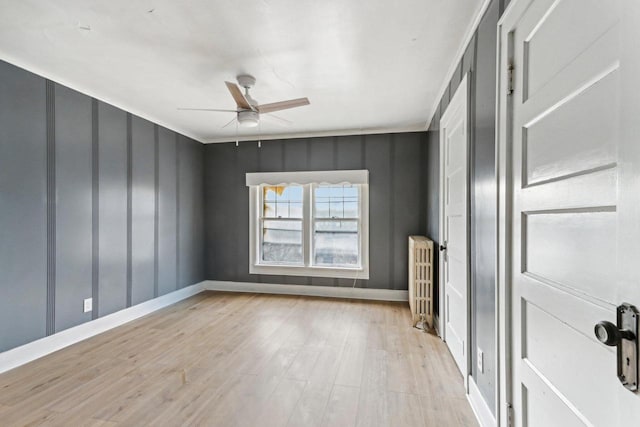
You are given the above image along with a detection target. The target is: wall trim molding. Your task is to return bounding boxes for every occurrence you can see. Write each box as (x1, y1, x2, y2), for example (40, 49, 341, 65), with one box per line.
(468, 377, 497, 427)
(0, 281, 206, 375)
(204, 280, 409, 302)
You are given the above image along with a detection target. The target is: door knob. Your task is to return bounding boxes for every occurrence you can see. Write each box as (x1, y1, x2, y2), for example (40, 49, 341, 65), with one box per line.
(439, 244, 447, 252)
(594, 303, 639, 391)
(594, 320, 635, 346)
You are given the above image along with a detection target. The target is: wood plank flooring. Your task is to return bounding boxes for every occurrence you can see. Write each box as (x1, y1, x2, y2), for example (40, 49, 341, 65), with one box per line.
(0, 291, 478, 426)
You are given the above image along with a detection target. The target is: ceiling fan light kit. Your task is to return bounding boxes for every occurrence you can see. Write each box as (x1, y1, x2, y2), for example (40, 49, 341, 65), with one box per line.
(178, 74, 310, 132)
(238, 110, 259, 127)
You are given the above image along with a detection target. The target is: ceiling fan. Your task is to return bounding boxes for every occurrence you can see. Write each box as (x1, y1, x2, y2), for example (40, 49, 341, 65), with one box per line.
(178, 74, 310, 128)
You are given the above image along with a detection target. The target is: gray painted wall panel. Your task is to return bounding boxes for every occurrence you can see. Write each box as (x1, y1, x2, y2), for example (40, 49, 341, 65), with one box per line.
(205, 142, 237, 281)
(204, 132, 427, 290)
(178, 137, 205, 288)
(283, 139, 309, 171)
(131, 117, 156, 305)
(157, 127, 177, 296)
(392, 135, 423, 290)
(54, 84, 93, 332)
(97, 102, 128, 316)
(336, 135, 363, 170)
(0, 61, 47, 352)
(364, 134, 392, 289)
(470, 0, 499, 409)
(235, 143, 259, 283)
(0, 60, 205, 353)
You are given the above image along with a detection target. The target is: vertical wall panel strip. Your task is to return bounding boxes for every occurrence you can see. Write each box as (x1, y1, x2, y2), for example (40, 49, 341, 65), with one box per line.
(470, 0, 499, 410)
(91, 99, 99, 319)
(157, 128, 177, 295)
(175, 134, 181, 287)
(205, 142, 236, 281)
(392, 134, 422, 290)
(235, 142, 259, 283)
(131, 116, 156, 304)
(363, 134, 391, 289)
(0, 62, 47, 352)
(54, 85, 93, 332)
(126, 113, 133, 307)
(193, 141, 205, 283)
(388, 134, 396, 288)
(153, 125, 160, 297)
(97, 102, 128, 316)
(178, 139, 205, 287)
(46, 81, 56, 336)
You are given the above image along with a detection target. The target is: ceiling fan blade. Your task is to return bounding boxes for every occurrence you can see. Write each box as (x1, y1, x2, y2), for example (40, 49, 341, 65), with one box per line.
(262, 113, 292, 127)
(225, 81, 253, 110)
(221, 117, 237, 129)
(256, 97, 310, 114)
(177, 108, 237, 112)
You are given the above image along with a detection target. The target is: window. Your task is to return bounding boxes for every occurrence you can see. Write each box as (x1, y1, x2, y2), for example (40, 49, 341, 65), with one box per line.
(247, 170, 369, 279)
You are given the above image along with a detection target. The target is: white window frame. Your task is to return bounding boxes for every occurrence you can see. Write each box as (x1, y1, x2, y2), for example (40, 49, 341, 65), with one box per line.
(247, 170, 369, 280)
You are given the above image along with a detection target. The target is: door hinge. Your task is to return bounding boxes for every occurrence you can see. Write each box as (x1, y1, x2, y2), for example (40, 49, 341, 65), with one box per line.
(507, 62, 515, 96)
(506, 402, 514, 427)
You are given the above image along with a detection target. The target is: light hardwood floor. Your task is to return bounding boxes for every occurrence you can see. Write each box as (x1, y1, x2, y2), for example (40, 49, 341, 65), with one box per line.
(0, 291, 478, 427)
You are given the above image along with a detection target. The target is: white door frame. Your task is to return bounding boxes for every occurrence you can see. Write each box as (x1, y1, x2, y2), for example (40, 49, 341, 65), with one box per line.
(495, 1, 521, 425)
(439, 73, 471, 389)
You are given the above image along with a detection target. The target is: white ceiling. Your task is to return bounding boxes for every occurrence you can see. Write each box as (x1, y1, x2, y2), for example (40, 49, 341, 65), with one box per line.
(0, 0, 484, 143)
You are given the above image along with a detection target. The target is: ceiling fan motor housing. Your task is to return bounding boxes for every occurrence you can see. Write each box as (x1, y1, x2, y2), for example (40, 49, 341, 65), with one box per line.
(237, 74, 256, 89)
(238, 110, 259, 127)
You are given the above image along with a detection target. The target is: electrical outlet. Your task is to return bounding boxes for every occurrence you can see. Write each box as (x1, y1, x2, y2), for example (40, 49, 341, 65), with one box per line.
(83, 298, 93, 313)
(477, 348, 484, 373)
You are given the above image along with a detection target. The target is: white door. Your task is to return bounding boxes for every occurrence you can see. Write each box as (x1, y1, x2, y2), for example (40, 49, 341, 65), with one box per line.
(439, 75, 469, 381)
(499, 0, 640, 425)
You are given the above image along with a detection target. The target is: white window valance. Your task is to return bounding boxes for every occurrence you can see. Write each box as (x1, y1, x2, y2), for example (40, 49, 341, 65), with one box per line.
(246, 170, 369, 187)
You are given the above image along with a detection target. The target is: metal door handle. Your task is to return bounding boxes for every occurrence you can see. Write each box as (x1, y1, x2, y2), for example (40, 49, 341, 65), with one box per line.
(595, 321, 635, 347)
(594, 303, 639, 391)
(439, 244, 447, 252)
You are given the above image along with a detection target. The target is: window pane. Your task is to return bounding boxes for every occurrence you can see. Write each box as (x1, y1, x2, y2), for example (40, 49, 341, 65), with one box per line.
(315, 200, 330, 217)
(263, 185, 303, 219)
(344, 202, 358, 217)
(262, 219, 303, 263)
(263, 202, 276, 218)
(314, 220, 358, 266)
(314, 184, 359, 219)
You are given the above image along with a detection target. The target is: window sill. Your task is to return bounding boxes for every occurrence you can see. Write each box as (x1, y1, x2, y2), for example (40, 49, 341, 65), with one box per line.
(249, 263, 369, 280)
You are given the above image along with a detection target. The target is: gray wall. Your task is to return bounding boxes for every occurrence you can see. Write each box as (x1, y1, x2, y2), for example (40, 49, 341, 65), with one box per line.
(0, 60, 205, 353)
(425, 0, 508, 414)
(204, 133, 427, 290)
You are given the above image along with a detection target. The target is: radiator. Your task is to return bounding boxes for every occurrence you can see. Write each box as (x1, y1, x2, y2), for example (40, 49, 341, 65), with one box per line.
(408, 236, 434, 329)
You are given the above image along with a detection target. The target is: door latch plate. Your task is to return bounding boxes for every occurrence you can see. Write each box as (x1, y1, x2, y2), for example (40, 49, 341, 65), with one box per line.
(618, 303, 638, 391)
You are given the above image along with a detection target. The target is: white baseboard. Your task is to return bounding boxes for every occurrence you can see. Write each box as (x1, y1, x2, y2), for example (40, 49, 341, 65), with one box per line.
(0, 281, 206, 375)
(204, 280, 409, 302)
(434, 313, 441, 337)
(467, 377, 497, 427)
